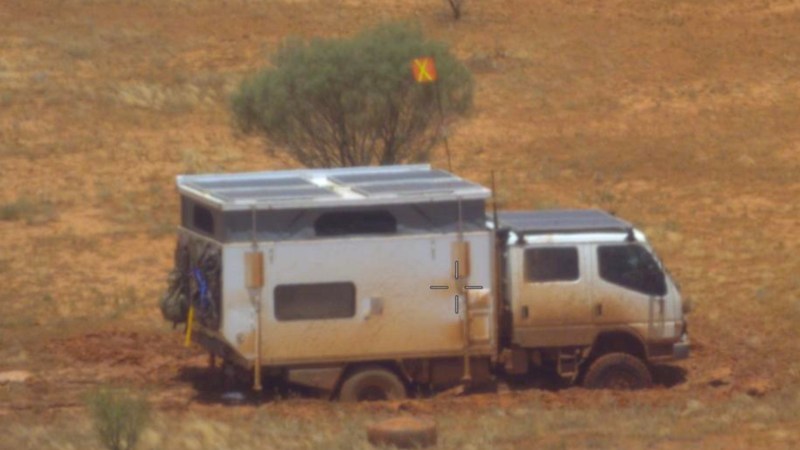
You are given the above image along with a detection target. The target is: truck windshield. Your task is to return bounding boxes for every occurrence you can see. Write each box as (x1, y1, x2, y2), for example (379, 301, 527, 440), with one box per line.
(598, 244, 667, 296)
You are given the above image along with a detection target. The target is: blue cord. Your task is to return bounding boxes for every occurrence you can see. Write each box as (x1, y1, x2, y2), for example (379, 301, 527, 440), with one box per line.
(192, 268, 211, 311)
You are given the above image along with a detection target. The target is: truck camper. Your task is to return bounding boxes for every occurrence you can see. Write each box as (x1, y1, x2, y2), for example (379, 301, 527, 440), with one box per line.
(161, 164, 689, 400)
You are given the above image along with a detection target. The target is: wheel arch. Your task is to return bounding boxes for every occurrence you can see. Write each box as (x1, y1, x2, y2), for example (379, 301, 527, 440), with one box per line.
(588, 329, 648, 361)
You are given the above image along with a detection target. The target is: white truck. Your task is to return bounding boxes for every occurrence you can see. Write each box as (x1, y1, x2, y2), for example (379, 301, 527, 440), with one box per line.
(161, 164, 689, 400)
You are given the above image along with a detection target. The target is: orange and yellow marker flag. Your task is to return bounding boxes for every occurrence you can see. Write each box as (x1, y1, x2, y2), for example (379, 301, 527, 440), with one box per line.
(411, 57, 437, 84)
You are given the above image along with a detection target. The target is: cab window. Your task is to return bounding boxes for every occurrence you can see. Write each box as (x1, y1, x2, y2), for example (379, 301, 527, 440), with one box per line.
(598, 245, 667, 296)
(525, 247, 579, 282)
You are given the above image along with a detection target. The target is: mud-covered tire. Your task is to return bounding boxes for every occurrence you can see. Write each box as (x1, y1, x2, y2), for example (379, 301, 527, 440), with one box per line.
(583, 352, 653, 390)
(338, 366, 407, 402)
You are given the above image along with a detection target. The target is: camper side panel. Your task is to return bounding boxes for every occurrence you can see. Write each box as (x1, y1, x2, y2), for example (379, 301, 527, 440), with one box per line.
(221, 232, 494, 365)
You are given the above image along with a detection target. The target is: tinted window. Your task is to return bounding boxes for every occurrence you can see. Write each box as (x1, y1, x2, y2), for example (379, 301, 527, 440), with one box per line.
(314, 210, 397, 236)
(274, 282, 356, 321)
(525, 247, 579, 282)
(193, 205, 215, 235)
(598, 245, 667, 296)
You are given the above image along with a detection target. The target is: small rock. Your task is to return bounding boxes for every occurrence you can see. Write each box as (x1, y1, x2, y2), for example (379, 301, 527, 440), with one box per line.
(743, 377, 772, 397)
(706, 367, 732, 387)
(0, 370, 33, 384)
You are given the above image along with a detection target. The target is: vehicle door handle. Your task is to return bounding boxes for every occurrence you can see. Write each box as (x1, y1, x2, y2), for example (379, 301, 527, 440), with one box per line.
(521, 306, 529, 319)
(594, 303, 603, 317)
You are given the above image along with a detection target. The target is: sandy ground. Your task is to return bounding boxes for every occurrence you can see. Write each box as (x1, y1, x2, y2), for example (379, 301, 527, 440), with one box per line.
(1, 0, 799, 448)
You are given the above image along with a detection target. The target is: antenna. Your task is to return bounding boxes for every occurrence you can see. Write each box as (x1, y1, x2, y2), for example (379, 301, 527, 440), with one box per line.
(435, 83, 452, 172)
(457, 196, 463, 240)
(251, 206, 258, 250)
(247, 205, 263, 392)
(490, 170, 499, 229)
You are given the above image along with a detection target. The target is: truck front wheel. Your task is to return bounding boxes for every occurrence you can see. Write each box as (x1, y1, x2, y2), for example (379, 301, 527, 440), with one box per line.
(338, 366, 407, 402)
(582, 353, 652, 390)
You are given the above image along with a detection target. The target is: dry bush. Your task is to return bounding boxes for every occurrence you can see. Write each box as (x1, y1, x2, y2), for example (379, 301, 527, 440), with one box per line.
(232, 22, 473, 168)
(85, 387, 150, 450)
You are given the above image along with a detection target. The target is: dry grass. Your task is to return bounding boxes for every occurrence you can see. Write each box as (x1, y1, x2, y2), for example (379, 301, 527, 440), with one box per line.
(3, 385, 800, 449)
(0, 196, 58, 225)
(0, 0, 798, 448)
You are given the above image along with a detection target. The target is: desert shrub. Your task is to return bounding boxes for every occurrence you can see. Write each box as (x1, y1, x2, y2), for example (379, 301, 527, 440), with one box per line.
(0, 196, 57, 225)
(232, 22, 473, 167)
(85, 387, 150, 450)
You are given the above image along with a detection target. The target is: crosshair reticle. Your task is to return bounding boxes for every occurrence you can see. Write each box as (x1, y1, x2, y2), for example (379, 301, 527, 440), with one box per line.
(430, 260, 483, 314)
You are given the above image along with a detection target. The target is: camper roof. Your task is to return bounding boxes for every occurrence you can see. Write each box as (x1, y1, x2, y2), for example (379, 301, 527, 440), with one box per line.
(177, 164, 490, 211)
(497, 209, 633, 234)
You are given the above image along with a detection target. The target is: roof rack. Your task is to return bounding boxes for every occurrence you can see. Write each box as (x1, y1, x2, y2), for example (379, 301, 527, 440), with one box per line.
(496, 209, 633, 235)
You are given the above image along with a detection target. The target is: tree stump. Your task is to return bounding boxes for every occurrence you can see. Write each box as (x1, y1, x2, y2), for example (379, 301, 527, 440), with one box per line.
(367, 416, 437, 448)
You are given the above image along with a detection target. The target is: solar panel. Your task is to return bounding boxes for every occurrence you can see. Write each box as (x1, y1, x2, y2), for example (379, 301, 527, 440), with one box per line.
(177, 165, 491, 209)
(498, 210, 631, 233)
(189, 176, 311, 190)
(353, 179, 484, 196)
(330, 169, 452, 185)
(215, 186, 337, 202)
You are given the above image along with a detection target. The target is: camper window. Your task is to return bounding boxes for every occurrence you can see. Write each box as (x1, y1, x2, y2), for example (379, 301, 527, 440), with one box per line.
(274, 282, 356, 321)
(314, 210, 397, 237)
(193, 204, 215, 235)
(525, 247, 579, 282)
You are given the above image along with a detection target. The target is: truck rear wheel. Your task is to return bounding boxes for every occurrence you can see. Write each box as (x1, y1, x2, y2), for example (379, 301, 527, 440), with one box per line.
(338, 366, 407, 402)
(582, 353, 652, 390)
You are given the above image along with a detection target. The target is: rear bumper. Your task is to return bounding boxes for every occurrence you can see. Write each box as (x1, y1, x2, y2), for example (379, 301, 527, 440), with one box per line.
(672, 333, 690, 360)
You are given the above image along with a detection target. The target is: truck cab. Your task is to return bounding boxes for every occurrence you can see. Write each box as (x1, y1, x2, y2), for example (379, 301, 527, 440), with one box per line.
(498, 210, 689, 389)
